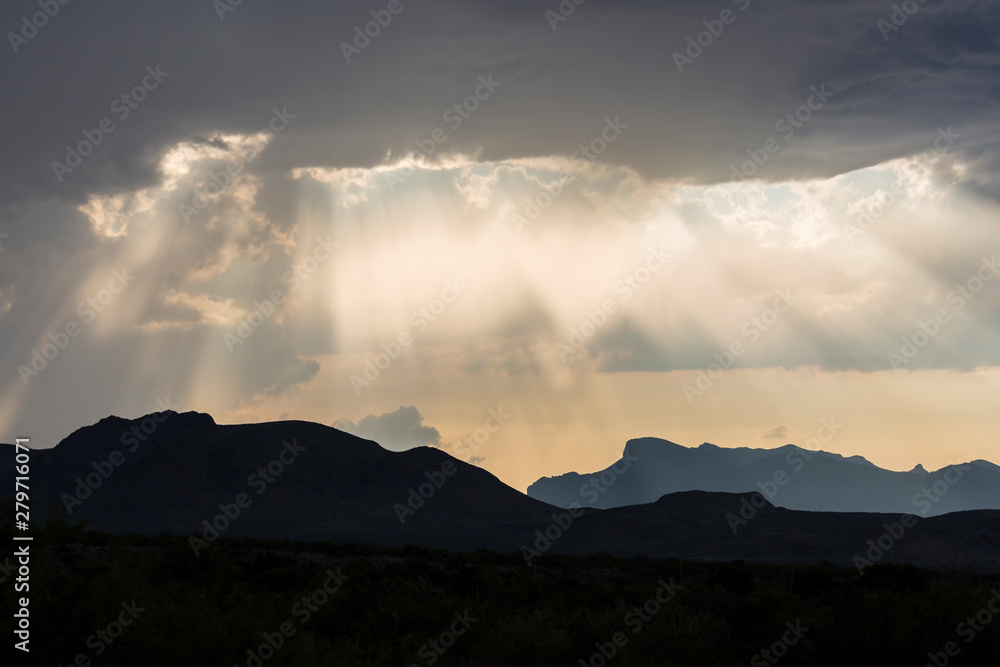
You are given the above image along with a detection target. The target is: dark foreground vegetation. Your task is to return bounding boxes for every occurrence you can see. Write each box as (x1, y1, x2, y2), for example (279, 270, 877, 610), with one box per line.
(4, 518, 999, 666)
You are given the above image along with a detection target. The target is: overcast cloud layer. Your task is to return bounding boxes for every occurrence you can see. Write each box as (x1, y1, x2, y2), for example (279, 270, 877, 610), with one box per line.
(1, 0, 999, 470)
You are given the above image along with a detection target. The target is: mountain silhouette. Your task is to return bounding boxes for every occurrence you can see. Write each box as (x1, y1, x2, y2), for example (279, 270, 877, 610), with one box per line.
(527, 437, 1000, 516)
(3, 412, 999, 571)
(5, 410, 555, 550)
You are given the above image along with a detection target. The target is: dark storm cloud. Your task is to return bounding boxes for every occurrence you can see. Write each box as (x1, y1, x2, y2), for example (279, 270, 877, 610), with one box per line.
(1, 0, 998, 216)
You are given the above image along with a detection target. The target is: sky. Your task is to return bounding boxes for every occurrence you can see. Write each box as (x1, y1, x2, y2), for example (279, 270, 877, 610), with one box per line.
(1, 0, 999, 492)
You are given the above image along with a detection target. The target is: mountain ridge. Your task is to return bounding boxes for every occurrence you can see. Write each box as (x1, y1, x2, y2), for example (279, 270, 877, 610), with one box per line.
(528, 436, 1000, 516)
(3, 411, 999, 571)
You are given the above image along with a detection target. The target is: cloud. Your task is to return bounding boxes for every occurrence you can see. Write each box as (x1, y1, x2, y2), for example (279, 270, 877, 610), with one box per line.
(3, 0, 1000, 450)
(333, 406, 441, 451)
(758, 425, 791, 441)
(3, 0, 1000, 215)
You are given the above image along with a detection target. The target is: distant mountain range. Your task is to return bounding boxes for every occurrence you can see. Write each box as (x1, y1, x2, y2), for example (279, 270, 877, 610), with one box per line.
(3, 412, 999, 571)
(527, 437, 1000, 516)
